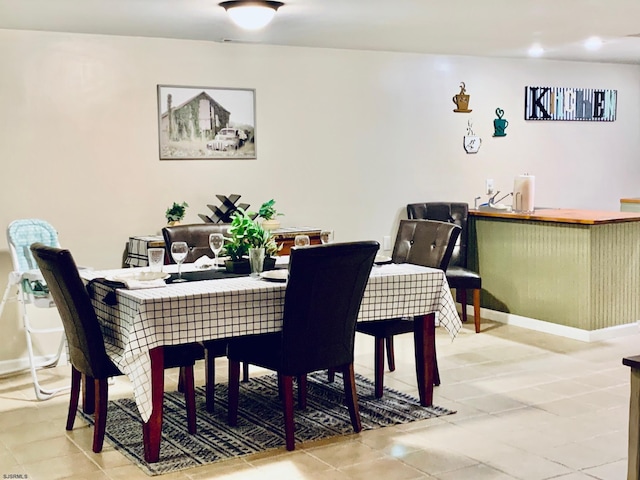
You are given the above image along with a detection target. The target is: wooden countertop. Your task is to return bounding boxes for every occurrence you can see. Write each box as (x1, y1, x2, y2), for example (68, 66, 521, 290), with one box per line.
(620, 198, 640, 204)
(469, 208, 640, 225)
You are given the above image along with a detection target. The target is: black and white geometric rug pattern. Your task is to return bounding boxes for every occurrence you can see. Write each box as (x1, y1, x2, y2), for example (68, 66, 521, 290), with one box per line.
(79, 372, 455, 476)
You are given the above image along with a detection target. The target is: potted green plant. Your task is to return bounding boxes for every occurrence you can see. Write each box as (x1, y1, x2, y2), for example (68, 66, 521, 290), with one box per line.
(224, 208, 280, 273)
(257, 199, 284, 231)
(165, 201, 189, 226)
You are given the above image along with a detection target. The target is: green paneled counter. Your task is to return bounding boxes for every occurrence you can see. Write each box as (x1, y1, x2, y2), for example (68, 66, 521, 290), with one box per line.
(468, 208, 640, 334)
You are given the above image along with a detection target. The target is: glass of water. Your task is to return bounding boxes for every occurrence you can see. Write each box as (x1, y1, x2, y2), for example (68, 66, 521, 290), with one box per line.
(294, 235, 310, 247)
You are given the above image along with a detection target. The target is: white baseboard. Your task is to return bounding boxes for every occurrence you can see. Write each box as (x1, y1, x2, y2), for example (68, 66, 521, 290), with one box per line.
(0, 353, 68, 377)
(465, 305, 640, 342)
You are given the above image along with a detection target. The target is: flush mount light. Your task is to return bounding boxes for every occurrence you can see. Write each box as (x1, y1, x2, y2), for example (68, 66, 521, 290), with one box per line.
(584, 36, 603, 51)
(527, 43, 545, 58)
(219, 1, 284, 30)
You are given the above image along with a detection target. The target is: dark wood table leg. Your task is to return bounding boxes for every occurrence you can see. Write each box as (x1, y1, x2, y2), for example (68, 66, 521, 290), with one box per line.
(413, 313, 435, 406)
(143, 347, 164, 463)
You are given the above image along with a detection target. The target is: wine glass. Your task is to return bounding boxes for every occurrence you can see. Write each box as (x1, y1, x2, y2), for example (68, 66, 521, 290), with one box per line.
(294, 235, 310, 247)
(170, 241, 189, 282)
(209, 233, 225, 270)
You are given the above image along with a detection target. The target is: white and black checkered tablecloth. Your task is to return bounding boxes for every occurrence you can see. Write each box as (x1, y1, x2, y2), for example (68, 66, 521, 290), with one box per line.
(81, 263, 460, 422)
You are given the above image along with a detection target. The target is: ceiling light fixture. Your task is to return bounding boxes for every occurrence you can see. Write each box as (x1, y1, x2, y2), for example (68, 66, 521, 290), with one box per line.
(219, 1, 284, 31)
(527, 43, 545, 58)
(584, 36, 603, 51)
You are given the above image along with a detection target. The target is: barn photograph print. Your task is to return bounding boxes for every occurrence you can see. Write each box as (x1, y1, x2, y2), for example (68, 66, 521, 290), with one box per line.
(157, 85, 256, 160)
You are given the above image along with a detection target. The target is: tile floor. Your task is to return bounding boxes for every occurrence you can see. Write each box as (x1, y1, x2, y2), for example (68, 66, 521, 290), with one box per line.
(0, 318, 637, 479)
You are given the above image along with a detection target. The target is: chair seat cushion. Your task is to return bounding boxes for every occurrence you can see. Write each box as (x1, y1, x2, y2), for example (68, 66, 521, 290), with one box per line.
(227, 333, 283, 371)
(356, 318, 414, 338)
(446, 266, 481, 290)
(164, 343, 204, 368)
(201, 339, 228, 358)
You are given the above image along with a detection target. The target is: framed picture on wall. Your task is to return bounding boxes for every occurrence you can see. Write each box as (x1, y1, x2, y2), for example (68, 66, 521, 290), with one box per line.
(157, 85, 256, 160)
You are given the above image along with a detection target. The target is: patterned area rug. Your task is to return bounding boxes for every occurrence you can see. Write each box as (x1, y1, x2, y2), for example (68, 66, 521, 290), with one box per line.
(79, 372, 455, 476)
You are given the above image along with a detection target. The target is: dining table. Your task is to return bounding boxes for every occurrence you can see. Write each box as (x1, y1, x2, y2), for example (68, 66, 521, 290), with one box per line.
(80, 259, 461, 463)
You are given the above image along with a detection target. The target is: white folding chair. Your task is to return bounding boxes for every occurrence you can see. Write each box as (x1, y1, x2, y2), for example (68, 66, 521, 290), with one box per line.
(0, 219, 68, 400)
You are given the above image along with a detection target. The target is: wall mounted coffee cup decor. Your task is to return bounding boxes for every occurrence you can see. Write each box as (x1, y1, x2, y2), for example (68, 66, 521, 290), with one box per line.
(493, 108, 509, 137)
(463, 120, 482, 154)
(453, 82, 472, 113)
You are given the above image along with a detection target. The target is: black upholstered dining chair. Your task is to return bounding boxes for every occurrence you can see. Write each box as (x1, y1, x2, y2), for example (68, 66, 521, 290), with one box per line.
(355, 220, 460, 398)
(30, 243, 202, 453)
(407, 202, 482, 333)
(226, 241, 379, 451)
(162, 222, 245, 412)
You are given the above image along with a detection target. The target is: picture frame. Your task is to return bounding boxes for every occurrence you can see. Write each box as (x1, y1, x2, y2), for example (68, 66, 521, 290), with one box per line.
(157, 85, 256, 160)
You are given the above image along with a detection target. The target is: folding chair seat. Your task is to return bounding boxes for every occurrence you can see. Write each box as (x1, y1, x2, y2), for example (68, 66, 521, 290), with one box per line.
(0, 219, 68, 400)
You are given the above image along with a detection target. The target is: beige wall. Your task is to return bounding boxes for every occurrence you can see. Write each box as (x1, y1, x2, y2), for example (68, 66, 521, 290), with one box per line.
(1, 28, 639, 368)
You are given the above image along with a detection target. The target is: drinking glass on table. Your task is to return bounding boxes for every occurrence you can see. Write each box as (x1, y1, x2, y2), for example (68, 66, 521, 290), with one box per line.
(320, 230, 333, 244)
(170, 241, 189, 282)
(209, 233, 225, 270)
(147, 248, 165, 273)
(294, 235, 310, 247)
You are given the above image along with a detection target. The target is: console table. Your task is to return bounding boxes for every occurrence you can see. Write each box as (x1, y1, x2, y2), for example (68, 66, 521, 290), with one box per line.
(125, 227, 321, 266)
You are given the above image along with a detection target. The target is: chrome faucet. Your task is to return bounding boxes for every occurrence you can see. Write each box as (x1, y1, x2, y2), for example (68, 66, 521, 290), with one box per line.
(474, 196, 482, 209)
(487, 190, 501, 206)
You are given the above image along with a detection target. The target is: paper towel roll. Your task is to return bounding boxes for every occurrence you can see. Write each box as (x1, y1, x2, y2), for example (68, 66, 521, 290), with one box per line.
(513, 174, 535, 213)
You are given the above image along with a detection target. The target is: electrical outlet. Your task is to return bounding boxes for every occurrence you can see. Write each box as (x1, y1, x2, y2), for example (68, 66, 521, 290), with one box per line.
(383, 236, 391, 250)
(486, 178, 494, 195)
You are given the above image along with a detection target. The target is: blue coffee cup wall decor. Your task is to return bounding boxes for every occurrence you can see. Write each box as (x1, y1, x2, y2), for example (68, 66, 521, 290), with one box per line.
(493, 108, 508, 137)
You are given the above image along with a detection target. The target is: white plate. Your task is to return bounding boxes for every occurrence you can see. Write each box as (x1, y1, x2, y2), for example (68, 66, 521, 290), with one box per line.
(374, 255, 392, 265)
(106, 271, 170, 282)
(259, 270, 289, 282)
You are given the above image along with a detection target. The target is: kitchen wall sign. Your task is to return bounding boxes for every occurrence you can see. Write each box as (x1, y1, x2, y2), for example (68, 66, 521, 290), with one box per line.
(524, 86, 617, 121)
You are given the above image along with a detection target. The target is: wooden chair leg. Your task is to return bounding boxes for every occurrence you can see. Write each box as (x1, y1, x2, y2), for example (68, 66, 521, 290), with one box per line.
(66, 366, 81, 431)
(82, 373, 95, 414)
(204, 348, 215, 413)
(227, 360, 241, 426)
(341, 364, 362, 433)
(282, 375, 295, 451)
(177, 366, 185, 393)
(385, 336, 396, 371)
(374, 336, 385, 398)
(93, 378, 109, 453)
(458, 288, 468, 323)
(473, 288, 481, 333)
(183, 365, 197, 434)
(433, 350, 440, 386)
(242, 362, 250, 382)
(327, 368, 335, 382)
(297, 374, 307, 409)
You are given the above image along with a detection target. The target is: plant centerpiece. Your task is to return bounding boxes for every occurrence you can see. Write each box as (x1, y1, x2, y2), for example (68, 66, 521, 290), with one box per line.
(224, 208, 280, 274)
(165, 201, 189, 226)
(257, 199, 284, 231)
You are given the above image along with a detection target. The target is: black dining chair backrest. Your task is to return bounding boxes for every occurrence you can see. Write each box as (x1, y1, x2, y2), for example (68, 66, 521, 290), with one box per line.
(281, 241, 379, 375)
(162, 223, 231, 264)
(392, 219, 461, 271)
(30, 243, 116, 380)
(406, 203, 468, 268)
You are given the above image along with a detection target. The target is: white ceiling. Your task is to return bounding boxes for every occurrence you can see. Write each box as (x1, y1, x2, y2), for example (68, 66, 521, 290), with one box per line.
(1, 0, 640, 64)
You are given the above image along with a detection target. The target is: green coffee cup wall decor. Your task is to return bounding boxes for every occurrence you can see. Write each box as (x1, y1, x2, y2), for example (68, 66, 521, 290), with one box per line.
(493, 108, 509, 137)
